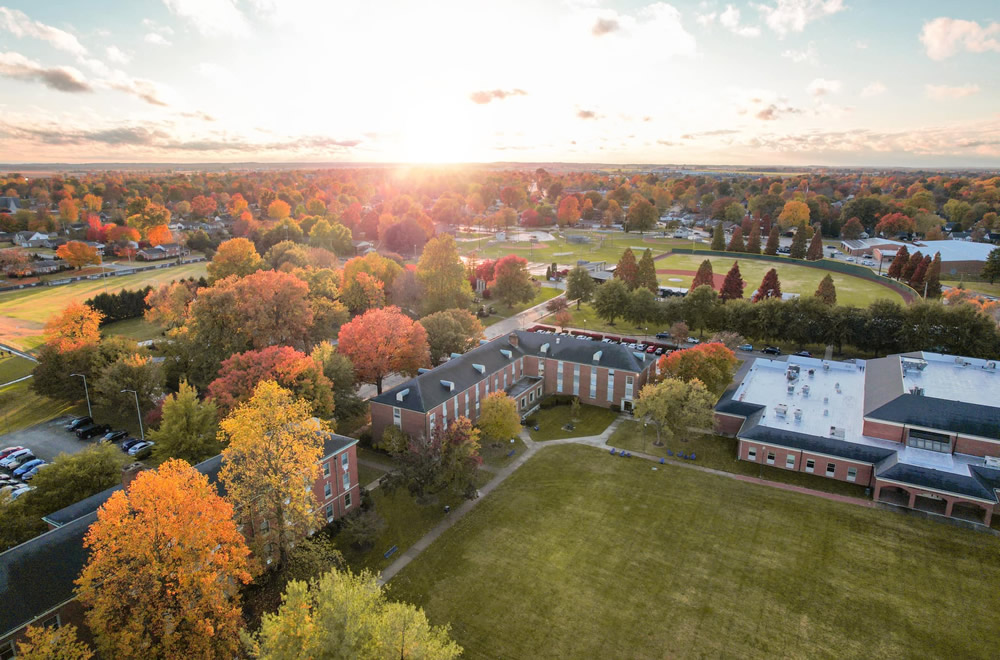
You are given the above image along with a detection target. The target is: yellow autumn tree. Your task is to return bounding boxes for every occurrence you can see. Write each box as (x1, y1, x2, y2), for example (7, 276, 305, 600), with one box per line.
(43, 301, 103, 352)
(75, 460, 251, 659)
(219, 380, 326, 568)
(777, 200, 810, 229)
(16, 623, 93, 660)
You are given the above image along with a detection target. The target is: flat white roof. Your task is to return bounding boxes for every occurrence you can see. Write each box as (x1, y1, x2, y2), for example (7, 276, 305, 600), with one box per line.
(912, 240, 995, 263)
(903, 352, 1000, 408)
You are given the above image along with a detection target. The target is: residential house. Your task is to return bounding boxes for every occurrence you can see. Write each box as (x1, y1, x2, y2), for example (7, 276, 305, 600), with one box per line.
(137, 243, 188, 261)
(12, 232, 48, 248)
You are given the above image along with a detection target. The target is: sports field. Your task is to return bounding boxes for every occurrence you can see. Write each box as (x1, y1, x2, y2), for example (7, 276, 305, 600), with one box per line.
(458, 231, 687, 267)
(0, 262, 206, 352)
(390, 444, 1000, 659)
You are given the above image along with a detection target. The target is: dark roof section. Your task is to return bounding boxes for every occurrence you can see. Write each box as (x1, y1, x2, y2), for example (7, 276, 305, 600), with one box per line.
(373, 331, 653, 414)
(321, 433, 357, 460)
(877, 463, 998, 502)
(866, 395, 1000, 441)
(862, 355, 903, 415)
(970, 465, 1000, 495)
(740, 424, 896, 465)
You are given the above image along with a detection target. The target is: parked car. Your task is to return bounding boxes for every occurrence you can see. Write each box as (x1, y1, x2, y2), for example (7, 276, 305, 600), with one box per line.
(13, 458, 45, 478)
(128, 441, 154, 457)
(777, 247, 791, 254)
(65, 416, 92, 431)
(762, 346, 782, 355)
(120, 437, 143, 452)
(794, 350, 813, 358)
(100, 430, 129, 444)
(22, 464, 49, 481)
(76, 424, 109, 440)
(655, 331, 671, 339)
(1, 448, 33, 469)
(654, 347, 664, 355)
(737, 343, 754, 352)
(646, 345, 657, 353)
(0, 446, 25, 460)
(9, 486, 33, 500)
(685, 337, 700, 344)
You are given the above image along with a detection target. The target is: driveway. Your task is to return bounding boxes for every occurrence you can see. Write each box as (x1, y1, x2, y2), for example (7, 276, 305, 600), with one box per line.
(0, 415, 94, 462)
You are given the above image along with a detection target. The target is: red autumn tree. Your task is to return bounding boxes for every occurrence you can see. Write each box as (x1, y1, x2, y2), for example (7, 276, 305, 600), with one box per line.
(338, 306, 430, 394)
(87, 215, 111, 241)
(909, 254, 932, 291)
(840, 216, 865, 239)
(886, 245, 909, 280)
(227, 193, 248, 217)
(106, 224, 140, 244)
(207, 345, 334, 417)
(719, 261, 744, 301)
(726, 227, 744, 252)
(56, 241, 101, 268)
(690, 259, 715, 290)
(615, 247, 639, 290)
(815, 274, 837, 305)
(874, 212, 915, 237)
(805, 227, 824, 260)
(473, 258, 496, 284)
(752, 268, 781, 302)
(925, 252, 942, 298)
(901, 250, 923, 282)
(190, 195, 217, 218)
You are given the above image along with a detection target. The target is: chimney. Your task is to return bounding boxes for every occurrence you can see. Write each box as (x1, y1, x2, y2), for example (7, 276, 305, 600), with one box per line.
(508, 333, 518, 348)
(121, 462, 146, 492)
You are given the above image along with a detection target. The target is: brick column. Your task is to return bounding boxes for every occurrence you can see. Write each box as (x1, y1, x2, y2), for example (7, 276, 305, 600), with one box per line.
(944, 500, 954, 517)
(873, 483, 882, 501)
(907, 491, 917, 508)
(983, 506, 993, 527)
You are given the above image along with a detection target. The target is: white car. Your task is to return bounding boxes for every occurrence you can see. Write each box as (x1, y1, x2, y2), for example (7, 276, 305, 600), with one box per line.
(9, 486, 32, 500)
(128, 441, 154, 456)
(0, 448, 33, 469)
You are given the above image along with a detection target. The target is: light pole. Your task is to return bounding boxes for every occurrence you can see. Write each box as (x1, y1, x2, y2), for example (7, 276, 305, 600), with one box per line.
(121, 389, 144, 441)
(71, 373, 91, 418)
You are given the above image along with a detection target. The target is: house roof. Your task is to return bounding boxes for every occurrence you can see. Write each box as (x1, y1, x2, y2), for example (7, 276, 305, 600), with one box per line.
(877, 462, 998, 502)
(866, 395, 1000, 441)
(739, 424, 896, 465)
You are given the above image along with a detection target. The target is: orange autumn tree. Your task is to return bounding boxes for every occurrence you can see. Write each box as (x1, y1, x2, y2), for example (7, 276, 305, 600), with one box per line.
(56, 240, 101, 269)
(338, 306, 430, 394)
(658, 341, 737, 397)
(44, 301, 103, 352)
(146, 224, 173, 246)
(75, 460, 251, 659)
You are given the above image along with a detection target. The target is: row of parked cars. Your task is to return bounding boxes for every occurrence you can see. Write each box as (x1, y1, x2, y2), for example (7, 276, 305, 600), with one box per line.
(65, 416, 155, 458)
(0, 446, 45, 500)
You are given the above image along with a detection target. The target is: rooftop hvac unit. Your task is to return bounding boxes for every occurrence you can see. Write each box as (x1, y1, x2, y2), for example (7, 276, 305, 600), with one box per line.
(986, 361, 997, 371)
(801, 385, 810, 397)
(787, 384, 795, 395)
(835, 382, 841, 393)
(985, 456, 1000, 469)
(823, 362, 830, 371)
(829, 426, 845, 439)
(902, 358, 928, 372)
(793, 408, 803, 422)
(808, 369, 815, 378)
(823, 396, 829, 405)
(909, 386, 924, 396)
(774, 404, 788, 417)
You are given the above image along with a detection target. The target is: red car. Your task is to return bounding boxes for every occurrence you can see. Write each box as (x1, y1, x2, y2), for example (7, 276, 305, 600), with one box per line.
(0, 446, 25, 460)
(646, 345, 657, 353)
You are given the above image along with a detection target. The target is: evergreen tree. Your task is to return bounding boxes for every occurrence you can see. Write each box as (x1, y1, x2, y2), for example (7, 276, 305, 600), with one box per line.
(815, 274, 837, 305)
(690, 259, 715, 290)
(981, 247, 1000, 284)
(726, 227, 745, 252)
(887, 245, 909, 280)
(711, 223, 726, 250)
(614, 247, 639, 290)
(764, 224, 779, 255)
(924, 252, 942, 298)
(751, 268, 781, 302)
(719, 262, 745, 301)
(636, 249, 659, 292)
(789, 222, 807, 259)
(746, 222, 761, 254)
(909, 254, 931, 292)
(805, 226, 824, 260)
(901, 250, 923, 282)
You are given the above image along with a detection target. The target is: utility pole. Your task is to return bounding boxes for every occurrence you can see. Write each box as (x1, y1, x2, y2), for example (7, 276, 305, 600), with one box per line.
(121, 389, 145, 440)
(71, 373, 92, 418)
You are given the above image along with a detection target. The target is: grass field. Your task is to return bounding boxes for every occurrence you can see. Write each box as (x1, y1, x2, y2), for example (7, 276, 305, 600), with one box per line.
(101, 317, 166, 342)
(479, 436, 526, 468)
(358, 463, 386, 488)
(390, 444, 1000, 659)
(477, 285, 561, 326)
(0, 355, 36, 384)
(527, 403, 619, 441)
(0, 379, 85, 435)
(460, 231, 687, 268)
(0, 262, 206, 352)
(657, 253, 906, 307)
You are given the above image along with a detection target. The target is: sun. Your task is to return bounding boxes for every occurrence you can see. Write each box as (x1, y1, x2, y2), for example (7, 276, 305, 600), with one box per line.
(396, 102, 491, 164)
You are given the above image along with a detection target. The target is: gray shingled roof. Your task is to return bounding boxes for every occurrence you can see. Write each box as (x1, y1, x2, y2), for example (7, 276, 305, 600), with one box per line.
(739, 425, 896, 464)
(866, 395, 1000, 441)
(877, 463, 998, 502)
(862, 355, 903, 415)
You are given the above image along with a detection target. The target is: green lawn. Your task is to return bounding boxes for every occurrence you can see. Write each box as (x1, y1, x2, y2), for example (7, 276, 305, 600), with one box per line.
(479, 435, 526, 468)
(0, 355, 36, 384)
(477, 285, 561, 327)
(102, 317, 166, 342)
(461, 230, 686, 269)
(607, 420, 867, 498)
(656, 253, 905, 307)
(527, 402, 619, 441)
(358, 463, 387, 488)
(0, 262, 207, 353)
(390, 444, 1000, 659)
(0, 379, 86, 435)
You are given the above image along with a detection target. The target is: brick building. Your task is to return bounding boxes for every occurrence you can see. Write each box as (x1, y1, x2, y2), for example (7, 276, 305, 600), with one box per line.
(716, 352, 1000, 526)
(0, 432, 359, 655)
(371, 330, 657, 443)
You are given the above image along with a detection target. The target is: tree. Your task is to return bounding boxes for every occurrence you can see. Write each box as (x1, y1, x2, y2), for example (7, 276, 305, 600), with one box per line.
(344, 252, 402, 291)
(752, 268, 781, 302)
(416, 234, 473, 315)
(840, 216, 864, 239)
(420, 308, 485, 364)
(149, 380, 219, 464)
(566, 265, 596, 309)
(746, 222, 761, 254)
(268, 199, 292, 220)
(338, 306, 430, 394)
(309, 342, 364, 421)
(437, 417, 482, 499)
(43, 301, 103, 352)
(624, 287, 657, 327)
(690, 259, 715, 290)
(208, 346, 334, 417)
(0, 246, 31, 276)
(925, 252, 942, 299)
(815, 274, 837, 305)
(805, 228, 824, 260)
(711, 224, 726, 250)
(615, 247, 639, 289)
(554, 307, 572, 329)
(266, 240, 311, 271)
(76, 460, 251, 659)
(764, 224, 780, 255)
(603, 199, 624, 226)
(556, 196, 580, 226)
(58, 198, 79, 223)
(777, 200, 810, 229)
(491, 255, 535, 307)
(625, 197, 657, 233)
(16, 624, 93, 660)
(146, 224, 173, 247)
(208, 237, 262, 282)
(56, 241, 101, 269)
(189, 194, 216, 218)
(682, 285, 717, 337)
(593, 278, 629, 325)
(719, 262, 744, 301)
(636, 249, 658, 292)
(789, 222, 807, 259)
(982, 247, 1000, 284)
(340, 509, 387, 550)
(341, 271, 386, 315)
(726, 227, 744, 252)
(909, 254, 931, 291)
(92, 353, 163, 428)
(125, 197, 170, 237)
(250, 568, 461, 660)
(708, 330, 745, 351)
(658, 342, 737, 397)
(634, 378, 715, 446)
(477, 391, 520, 444)
(874, 212, 915, 237)
(219, 381, 325, 567)
(901, 250, 923, 282)
(887, 245, 909, 280)
(309, 218, 353, 255)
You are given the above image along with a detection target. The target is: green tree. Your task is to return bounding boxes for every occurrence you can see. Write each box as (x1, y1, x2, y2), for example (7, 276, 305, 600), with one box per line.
(309, 342, 363, 422)
(788, 222, 808, 259)
(308, 219, 353, 255)
(250, 569, 462, 660)
(711, 224, 726, 250)
(490, 255, 535, 307)
(815, 274, 837, 305)
(636, 249, 658, 292)
(477, 391, 520, 444)
(593, 278, 629, 325)
(340, 509, 387, 551)
(634, 378, 715, 446)
(764, 224, 779, 255)
(615, 248, 639, 289)
(149, 380, 219, 464)
(624, 287, 657, 327)
(92, 353, 163, 430)
(420, 309, 485, 363)
(682, 285, 718, 337)
(625, 197, 657, 234)
(982, 247, 1000, 284)
(416, 234, 473, 315)
(566, 266, 596, 309)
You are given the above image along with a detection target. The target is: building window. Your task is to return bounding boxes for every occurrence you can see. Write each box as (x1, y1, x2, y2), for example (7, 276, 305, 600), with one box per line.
(343, 472, 350, 491)
(539, 359, 545, 378)
(607, 369, 615, 401)
(41, 614, 60, 629)
(0, 640, 14, 660)
(345, 492, 352, 509)
(429, 413, 436, 435)
(785, 454, 795, 469)
(325, 503, 334, 522)
(529, 391, 534, 403)
(503, 373, 508, 389)
(847, 467, 857, 482)
(747, 447, 757, 461)
(590, 370, 597, 398)
(766, 451, 775, 465)
(342, 452, 349, 470)
(625, 375, 634, 399)
(906, 429, 951, 453)
(392, 406, 401, 428)
(260, 519, 269, 533)
(521, 396, 526, 409)
(826, 462, 836, 477)
(572, 365, 580, 395)
(805, 459, 815, 473)
(465, 393, 469, 418)
(324, 482, 332, 499)
(519, 357, 524, 376)
(322, 462, 330, 477)
(557, 361, 564, 392)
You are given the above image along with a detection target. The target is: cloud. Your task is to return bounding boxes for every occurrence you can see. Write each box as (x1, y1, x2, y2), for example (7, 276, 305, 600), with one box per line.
(592, 17, 619, 36)
(105, 46, 130, 64)
(681, 129, 741, 139)
(807, 77, 841, 96)
(754, 0, 845, 37)
(657, 139, 677, 146)
(919, 17, 1000, 60)
(577, 109, 597, 119)
(0, 7, 88, 57)
(925, 83, 980, 100)
(781, 42, 817, 64)
(101, 74, 169, 106)
(719, 5, 761, 37)
(695, 12, 717, 27)
(0, 51, 91, 92)
(162, 0, 251, 38)
(469, 88, 528, 104)
(860, 81, 886, 98)
(755, 103, 804, 120)
(144, 32, 172, 46)
(180, 110, 216, 121)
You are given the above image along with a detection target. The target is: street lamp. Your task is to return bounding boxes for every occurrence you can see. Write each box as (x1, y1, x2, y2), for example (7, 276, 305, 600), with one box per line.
(70, 373, 92, 418)
(121, 389, 145, 441)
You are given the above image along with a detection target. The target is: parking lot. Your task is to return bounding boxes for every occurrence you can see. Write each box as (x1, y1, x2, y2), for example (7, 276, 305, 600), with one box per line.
(0, 414, 94, 463)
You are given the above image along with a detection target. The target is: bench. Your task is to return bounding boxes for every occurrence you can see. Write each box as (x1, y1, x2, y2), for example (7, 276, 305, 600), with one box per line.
(507, 449, 516, 458)
(383, 545, 398, 559)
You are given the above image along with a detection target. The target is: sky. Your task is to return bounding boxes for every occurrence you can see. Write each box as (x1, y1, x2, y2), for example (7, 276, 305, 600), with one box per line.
(0, 0, 998, 167)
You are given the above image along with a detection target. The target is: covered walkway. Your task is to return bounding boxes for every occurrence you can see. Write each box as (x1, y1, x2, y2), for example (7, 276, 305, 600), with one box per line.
(874, 480, 994, 526)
